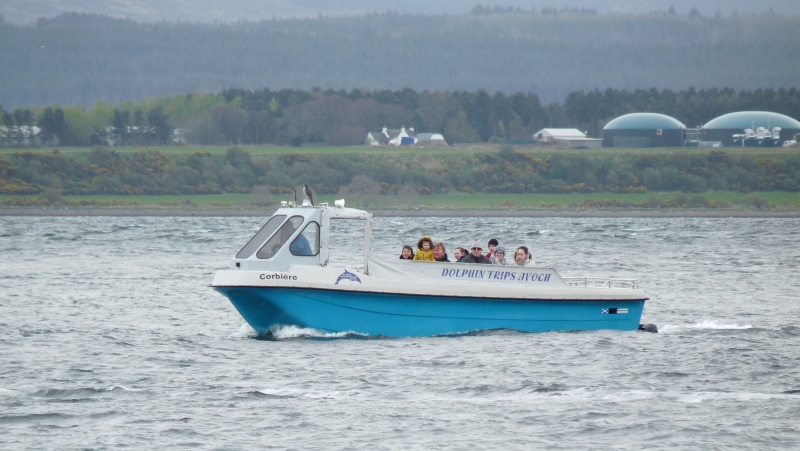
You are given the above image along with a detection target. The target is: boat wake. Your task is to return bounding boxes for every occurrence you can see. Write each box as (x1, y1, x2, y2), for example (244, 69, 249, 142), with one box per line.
(660, 320, 753, 334)
(264, 324, 369, 340)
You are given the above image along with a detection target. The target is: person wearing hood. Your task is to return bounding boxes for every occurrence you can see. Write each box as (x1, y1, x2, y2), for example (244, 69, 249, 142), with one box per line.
(433, 242, 450, 262)
(490, 245, 509, 265)
(413, 236, 436, 261)
(459, 240, 492, 264)
(512, 246, 536, 267)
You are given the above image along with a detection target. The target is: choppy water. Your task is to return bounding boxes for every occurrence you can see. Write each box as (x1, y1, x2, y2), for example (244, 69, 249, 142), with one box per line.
(1, 215, 799, 450)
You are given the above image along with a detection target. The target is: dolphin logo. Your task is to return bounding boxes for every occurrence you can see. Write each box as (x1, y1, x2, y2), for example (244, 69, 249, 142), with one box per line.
(335, 270, 362, 285)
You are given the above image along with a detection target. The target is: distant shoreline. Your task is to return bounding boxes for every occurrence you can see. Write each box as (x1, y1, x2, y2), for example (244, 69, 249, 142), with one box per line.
(2, 208, 799, 218)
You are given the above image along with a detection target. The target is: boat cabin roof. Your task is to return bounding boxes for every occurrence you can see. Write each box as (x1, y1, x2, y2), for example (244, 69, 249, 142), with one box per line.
(230, 203, 373, 272)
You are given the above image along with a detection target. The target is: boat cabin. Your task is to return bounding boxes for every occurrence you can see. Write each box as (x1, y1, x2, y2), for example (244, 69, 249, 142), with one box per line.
(230, 200, 373, 273)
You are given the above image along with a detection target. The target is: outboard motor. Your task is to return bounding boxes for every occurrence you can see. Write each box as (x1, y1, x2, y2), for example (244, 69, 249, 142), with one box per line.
(638, 323, 658, 333)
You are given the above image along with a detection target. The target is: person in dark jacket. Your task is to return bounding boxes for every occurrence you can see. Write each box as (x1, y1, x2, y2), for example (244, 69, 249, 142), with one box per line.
(433, 242, 450, 262)
(486, 238, 499, 259)
(399, 245, 414, 260)
(453, 247, 467, 262)
(460, 240, 492, 264)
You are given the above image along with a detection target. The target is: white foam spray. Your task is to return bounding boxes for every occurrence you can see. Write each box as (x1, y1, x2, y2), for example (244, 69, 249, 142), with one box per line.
(268, 324, 367, 339)
(660, 320, 753, 334)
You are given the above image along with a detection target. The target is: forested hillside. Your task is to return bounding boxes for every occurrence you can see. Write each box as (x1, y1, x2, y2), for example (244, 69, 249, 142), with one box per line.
(1, 11, 799, 107)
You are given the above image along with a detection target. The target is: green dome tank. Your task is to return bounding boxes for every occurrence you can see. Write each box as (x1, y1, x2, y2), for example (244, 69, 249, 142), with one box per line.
(703, 111, 800, 146)
(704, 111, 800, 130)
(604, 113, 686, 130)
(602, 113, 685, 147)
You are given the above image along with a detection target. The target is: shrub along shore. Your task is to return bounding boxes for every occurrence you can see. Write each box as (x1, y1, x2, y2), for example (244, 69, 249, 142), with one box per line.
(1, 145, 799, 213)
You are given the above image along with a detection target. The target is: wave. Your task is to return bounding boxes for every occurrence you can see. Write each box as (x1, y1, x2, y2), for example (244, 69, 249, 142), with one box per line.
(236, 322, 370, 340)
(266, 324, 368, 339)
(23, 385, 144, 403)
(0, 413, 75, 424)
(525, 229, 551, 235)
(482, 386, 798, 405)
(234, 322, 255, 337)
(106, 385, 142, 392)
(660, 320, 753, 334)
(250, 387, 365, 400)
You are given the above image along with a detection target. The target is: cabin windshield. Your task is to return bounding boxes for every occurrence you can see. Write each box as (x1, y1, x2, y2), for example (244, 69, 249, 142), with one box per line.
(235, 215, 286, 259)
(256, 215, 304, 259)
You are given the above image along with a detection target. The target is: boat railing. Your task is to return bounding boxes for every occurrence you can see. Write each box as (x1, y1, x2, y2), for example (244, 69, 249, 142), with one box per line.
(562, 277, 639, 289)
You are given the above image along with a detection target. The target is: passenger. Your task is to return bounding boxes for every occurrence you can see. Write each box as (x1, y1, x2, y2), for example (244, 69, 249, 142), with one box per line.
(413, 236, 436, 261)
(283, 223, 313, 256)
(399, 245, 414, 260)
(486, 238, 499, 259)
(512, 246, 536, 267)
(490, 245, 508, 265)
(460, 240, 492, 264)
(289, 232, 313, 255)
(433, 242, 450, 262)
(453, 247, 467, 262)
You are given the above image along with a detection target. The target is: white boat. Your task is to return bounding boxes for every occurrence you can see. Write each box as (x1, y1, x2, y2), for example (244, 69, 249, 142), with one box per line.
(211, 200, 653, 337)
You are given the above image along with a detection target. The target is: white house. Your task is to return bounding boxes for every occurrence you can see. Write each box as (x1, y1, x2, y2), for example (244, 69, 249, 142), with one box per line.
(366, 126, 417, 146)
(365, 129, 390, 146)
(0, 125, 42, 147)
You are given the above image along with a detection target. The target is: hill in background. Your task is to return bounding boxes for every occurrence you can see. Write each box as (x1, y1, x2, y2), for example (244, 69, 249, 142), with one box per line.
(2, 0, 800, 24)
(1, 11, 799, 108)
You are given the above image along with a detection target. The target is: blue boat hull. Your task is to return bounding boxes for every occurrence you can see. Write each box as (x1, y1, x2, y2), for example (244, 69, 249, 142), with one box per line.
(215, 286, 646, 337)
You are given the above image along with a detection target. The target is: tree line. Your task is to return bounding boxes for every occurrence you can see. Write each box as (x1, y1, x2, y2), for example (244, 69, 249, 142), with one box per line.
(3, 86, 800, 147)
(1, 11, 798, 108)
(1, 147, 798, 201)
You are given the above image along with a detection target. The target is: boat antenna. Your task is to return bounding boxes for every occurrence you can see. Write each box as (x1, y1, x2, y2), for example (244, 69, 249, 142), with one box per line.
(294, 189, 297, 206)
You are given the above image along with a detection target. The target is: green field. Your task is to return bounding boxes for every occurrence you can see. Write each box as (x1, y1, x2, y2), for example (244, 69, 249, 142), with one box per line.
(3, 191, 799, 210)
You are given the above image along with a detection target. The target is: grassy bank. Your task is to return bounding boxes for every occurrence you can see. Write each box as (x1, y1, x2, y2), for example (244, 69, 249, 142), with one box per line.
(3, 145, 800, 211)
(2, 192, 799, 210)
(3, 144, 799, 158)
(0, 145, 468, 157)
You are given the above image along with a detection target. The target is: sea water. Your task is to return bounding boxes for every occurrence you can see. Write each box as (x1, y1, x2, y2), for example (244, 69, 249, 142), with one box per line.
(1, 215, 799, 450)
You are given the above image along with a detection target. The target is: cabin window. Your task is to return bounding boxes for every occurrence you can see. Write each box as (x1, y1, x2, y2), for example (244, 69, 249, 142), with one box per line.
(256, 215, 305, 259)
(291, 221, 320, 256)
(235, 215, 286, 259)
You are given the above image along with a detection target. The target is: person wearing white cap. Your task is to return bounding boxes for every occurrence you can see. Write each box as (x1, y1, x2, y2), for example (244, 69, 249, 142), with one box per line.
(459, 240, 492, 264)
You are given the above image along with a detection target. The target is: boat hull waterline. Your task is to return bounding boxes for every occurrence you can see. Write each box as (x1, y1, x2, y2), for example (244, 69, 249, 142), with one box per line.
(215, 286, 646, 337)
